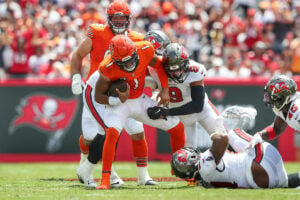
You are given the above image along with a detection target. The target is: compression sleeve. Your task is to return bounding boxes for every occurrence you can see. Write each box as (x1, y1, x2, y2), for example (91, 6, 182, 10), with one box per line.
(167, 85, 205, 116)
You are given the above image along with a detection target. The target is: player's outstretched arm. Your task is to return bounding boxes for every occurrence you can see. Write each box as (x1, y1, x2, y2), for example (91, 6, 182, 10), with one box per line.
(256, 116, 287, 140)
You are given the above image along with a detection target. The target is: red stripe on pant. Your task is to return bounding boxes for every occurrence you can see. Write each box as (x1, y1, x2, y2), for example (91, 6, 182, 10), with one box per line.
(254, 143, 263, 163)
(85, 85, 107, 130)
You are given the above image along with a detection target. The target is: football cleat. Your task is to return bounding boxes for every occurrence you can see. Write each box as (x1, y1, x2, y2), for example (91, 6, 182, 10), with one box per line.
(110, 174, 124, 188)
(138, 179, 158, 186)
(76, 161, 96, 188)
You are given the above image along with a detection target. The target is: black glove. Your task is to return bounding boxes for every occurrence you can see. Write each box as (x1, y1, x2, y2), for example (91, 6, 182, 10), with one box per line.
(147, 106, 168, 120)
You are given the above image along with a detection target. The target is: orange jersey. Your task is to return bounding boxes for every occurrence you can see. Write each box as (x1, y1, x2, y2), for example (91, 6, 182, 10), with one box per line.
(86, 24, 144, 79)
(99, 41, 156, 99)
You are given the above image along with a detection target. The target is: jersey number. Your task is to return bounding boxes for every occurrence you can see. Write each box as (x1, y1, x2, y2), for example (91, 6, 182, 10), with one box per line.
(169, 87, 183, 103)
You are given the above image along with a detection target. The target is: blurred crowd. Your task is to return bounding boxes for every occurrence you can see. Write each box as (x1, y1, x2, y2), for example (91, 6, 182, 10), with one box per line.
(0, 0, 300, 79)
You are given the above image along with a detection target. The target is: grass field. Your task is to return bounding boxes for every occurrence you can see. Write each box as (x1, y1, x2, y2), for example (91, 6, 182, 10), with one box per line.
(0, 162, 299, 200)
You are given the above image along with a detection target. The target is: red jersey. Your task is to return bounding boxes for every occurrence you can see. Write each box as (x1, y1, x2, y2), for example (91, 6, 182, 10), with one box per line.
(99, 41, 168, 99)
(86, 24, 144, 79)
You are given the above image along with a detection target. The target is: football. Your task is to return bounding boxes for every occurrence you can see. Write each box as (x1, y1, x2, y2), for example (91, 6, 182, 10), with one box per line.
(108, 79, 128, 97)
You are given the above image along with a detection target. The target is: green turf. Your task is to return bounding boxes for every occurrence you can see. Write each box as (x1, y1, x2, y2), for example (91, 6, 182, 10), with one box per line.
(0, 162, 299, 200)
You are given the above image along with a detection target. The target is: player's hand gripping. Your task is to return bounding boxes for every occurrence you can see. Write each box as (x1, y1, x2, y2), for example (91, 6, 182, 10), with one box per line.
(157, 87, 170, 107)
(116, 83, 130, 103)
(72, 74, 86, 95)
(147, 106, 168, 120)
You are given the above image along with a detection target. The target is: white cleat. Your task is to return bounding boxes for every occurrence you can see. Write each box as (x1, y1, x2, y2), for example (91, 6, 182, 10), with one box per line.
(138, 179, 158, 186)
(76, 161, 96, 188)
(110, 174, 124, 188)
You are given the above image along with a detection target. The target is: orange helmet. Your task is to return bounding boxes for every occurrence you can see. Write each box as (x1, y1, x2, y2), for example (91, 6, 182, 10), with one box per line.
(109, 35, 138, 72)
(106, 1, 131, 34)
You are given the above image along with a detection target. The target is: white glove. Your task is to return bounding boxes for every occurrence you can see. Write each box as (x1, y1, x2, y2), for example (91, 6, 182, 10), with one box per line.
(72, 73, 85, 95)
(248, 133, 263, 149)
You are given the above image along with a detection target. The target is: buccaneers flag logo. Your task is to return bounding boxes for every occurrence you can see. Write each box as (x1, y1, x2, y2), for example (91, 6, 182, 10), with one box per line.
(9, 94, 79, 152)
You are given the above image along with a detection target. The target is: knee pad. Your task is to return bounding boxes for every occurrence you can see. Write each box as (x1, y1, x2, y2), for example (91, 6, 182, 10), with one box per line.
(87, 134, 105, 164)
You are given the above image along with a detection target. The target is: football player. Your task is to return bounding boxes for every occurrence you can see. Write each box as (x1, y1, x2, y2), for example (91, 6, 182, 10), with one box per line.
(147, 43, 226, 149)
(170, 106, 300, 189)
(93, 35, 185, 189)
(250, 75, 300, 147)
(70, 1, 156, 188)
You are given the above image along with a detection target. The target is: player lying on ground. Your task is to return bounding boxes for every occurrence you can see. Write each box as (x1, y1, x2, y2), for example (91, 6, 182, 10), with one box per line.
(171, 106, 300, 188)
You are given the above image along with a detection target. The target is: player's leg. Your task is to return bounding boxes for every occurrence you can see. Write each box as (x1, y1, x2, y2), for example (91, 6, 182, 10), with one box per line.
(125, 118, 157, 185)
(97, 107, 127, 190)
(250, 143, 288, 188)
(77, 107, 102, 188)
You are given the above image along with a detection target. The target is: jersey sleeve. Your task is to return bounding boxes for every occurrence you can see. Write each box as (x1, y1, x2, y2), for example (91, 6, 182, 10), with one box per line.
(151, 56, 168, 88)
(197, 150, 216, 181)
(188, 62, 207, 82)
(85, 24, 105, 39)
(129, 30, 145, 42)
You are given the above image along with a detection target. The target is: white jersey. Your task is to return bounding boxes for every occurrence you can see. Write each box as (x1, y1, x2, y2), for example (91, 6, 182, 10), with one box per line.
(272, 92, 300, 131)
(198, 129, 288, 188)
(168, 60, 207, 108)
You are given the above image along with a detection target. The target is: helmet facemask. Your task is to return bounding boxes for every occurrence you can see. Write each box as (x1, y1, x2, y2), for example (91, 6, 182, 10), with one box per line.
(113, 50, 139, 72)
(108, 14, 130, 34)
(164, 60, 189, 83)
(263, 75, 297, 112)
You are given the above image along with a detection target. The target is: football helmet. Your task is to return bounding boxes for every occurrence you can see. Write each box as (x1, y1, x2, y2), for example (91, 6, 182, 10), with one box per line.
(107, 1, 131, 34)
(144, 30, 171, 56)
(170, 147, 200, 179)
(109, 35, 139, 72)
(264, 75, 297, 111)
(163, 43, 190, 83)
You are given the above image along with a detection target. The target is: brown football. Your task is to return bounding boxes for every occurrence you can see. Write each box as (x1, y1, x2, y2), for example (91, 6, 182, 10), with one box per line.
(108, 79, 127, 97)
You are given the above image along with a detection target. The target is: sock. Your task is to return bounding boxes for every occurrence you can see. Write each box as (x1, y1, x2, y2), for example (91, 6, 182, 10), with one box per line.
(131, 138, 150, 182)
(102, 127, 119, 174)
(87, 134, 105, 164)
(79, 134, 89, 154)
(288, 172, 300, 188)
(167, 122, 185, 153)
(228, 128, 252, 153)
(132, 138, 148, 167)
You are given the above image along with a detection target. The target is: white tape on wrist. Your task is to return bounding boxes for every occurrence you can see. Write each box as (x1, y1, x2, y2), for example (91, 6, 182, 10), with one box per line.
(108, 96, 122, 106)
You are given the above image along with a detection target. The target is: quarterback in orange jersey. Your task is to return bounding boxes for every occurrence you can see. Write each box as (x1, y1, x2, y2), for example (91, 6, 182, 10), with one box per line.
(93, 35, 185, 190)
(72, 1, 156, 188)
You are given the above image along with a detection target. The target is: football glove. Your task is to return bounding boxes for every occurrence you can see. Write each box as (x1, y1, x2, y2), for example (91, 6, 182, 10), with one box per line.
(72, 73, 85, 95)
(147, 106, 168, 120)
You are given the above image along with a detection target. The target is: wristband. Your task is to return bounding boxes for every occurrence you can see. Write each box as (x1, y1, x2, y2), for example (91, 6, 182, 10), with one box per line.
(108, 96, 122, 106)
(265, 126, 276, 140)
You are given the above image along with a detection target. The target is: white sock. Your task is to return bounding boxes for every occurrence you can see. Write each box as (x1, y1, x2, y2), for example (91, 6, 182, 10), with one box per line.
(137, 166, 151, 183)
(79, 153, 88, 165)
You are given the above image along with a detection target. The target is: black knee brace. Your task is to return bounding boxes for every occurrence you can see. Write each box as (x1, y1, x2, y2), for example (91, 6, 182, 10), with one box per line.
(87, 134, 105, 164)
(288, 172, 300, 188)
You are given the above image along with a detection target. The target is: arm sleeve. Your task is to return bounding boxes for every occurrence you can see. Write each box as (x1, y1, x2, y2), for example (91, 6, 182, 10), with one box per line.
(151, 57, 169, 88)
(167, 85, 205, 116)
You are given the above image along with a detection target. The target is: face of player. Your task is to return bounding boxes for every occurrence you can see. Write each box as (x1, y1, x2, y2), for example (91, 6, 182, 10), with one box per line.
(115, 52, 139, 72)
(109, 15, 129, 33)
